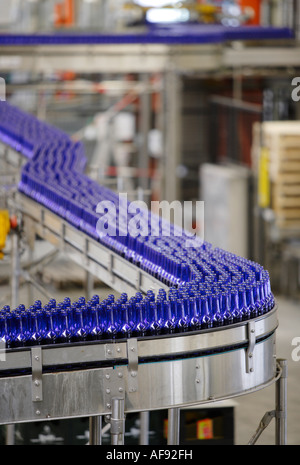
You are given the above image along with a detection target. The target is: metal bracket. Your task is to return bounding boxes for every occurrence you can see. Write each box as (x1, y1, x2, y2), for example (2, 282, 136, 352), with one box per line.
(60, 222, 66, 252)
(248, 410, 275, 445)
(105, 344, 115, 359)
(103, 368, 125, 414)
(246, 321, 256, 373)
(110, 397, 125, 445)
(31, 347, 43, 402)
(104, 342, 125, 360)
(127, 338, 138, 394)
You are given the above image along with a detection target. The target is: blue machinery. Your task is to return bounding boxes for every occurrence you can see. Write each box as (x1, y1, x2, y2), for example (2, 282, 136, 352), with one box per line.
(0, 27, 292, 445)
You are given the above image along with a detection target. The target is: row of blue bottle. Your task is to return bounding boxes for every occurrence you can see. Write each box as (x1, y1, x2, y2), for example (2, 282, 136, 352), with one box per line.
(0, 274, 274, 348)
(0, 101, 275, 345)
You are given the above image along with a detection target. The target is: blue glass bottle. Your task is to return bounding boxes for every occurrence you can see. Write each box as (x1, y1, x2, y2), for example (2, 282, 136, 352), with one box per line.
(44, 310, 57, 345)
(31, 308, 45, 345)
(48, 299, 56, 309)
(34, 300, 42, 311)
(64, 297, 71, 308)
(138, 300, 151, 336)
(238, 285, 250, 321)
(211, 294, 223, 327)
(158, 288, 167, 300)
(10, 311, 26, 348)
(1, 305, 10, 314)
(0, 313, 12, 348)
(82, 303, 92, 338)
(107, 294, 115, 304)
(156, 298, 165, 330)
(189, 296, 201, 330)
(146, 290, 155, 302)
(72, 306, 87, 342)
(118, 303, 132, 339)
(200, 295, 212, 329)
(20, 307, 31, 344)
(254, 283, 264, 316)
(246, 285, 257, 319)
(161, 300, 176, 334)
(175, 299, 189, 333)
(257, 281, 267, 314)
(91, 295, 100, 306)
(135, 292, 143, 303)
(119, 293, 128, 304)
(221, 292, 233, 326)
(51, 305, 63, 342)
(230, 289, 242, 323)
(264, 273, 275, 311)
(88, 304, 102, 340)
(105, 304, 118, 339)
(58, 308, 72, 343)
(148, 301, 162, 335)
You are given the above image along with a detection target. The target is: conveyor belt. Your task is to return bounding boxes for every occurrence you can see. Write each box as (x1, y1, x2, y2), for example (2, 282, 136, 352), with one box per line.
(0, 25, 293, 46)
(0, 101, 281, 431)
(0, 101, 275, 348)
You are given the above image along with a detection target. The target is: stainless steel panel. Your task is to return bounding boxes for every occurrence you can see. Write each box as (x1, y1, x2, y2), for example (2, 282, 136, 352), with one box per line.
(41, 341, 127, 367)
(0, 349, 31, 372)
(223, 46, 300, 68)
(122, 334, 277, 413)
(0, 308, 278, 372)
(0, 333, 276, 425)
(137, 307, 278, 359)
(0, 44, 222, 74)
(0, 368, 108, 424)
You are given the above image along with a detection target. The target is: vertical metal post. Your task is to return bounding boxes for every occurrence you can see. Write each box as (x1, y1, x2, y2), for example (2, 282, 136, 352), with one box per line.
(139, 411, 150, 445)
(139, 73, 151, 193)
(275, 359, 288, 445)
(89, 416, 102, 445)
(111, 397, 125, 446)
(85, 270, 94, 300)
(6, 230, 20, 445)
(167, 408, 180, 445)
(86, 269, 97, 443)
(11, 231, 20, 309)
(27, 246, 34, 305)
(5, 425, 15, 447)
(163, 69, 182, 204)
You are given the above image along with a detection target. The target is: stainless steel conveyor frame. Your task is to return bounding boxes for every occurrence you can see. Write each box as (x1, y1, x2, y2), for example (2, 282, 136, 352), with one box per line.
(0, 141, 288, 446)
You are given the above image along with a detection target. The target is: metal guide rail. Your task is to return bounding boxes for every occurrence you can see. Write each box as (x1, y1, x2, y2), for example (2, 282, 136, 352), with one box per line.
(0, 142, 168, 296)
(0, 307, 278, 425)
(18, 193, 169, 296)
(0, 110, 287, 445)
(0, 25, 295, 74)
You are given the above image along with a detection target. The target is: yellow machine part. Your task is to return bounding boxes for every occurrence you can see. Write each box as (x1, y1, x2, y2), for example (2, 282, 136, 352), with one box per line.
(0, 210, 10, 259)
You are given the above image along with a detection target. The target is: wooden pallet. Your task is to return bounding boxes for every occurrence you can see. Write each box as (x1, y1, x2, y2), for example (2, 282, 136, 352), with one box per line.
(273, 196, 300, 209)
(275, 218, 300, 230)
(253, 121, 300, 228)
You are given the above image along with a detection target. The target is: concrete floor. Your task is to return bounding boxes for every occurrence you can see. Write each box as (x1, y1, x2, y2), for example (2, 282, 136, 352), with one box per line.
(0, 265, 299, 445)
